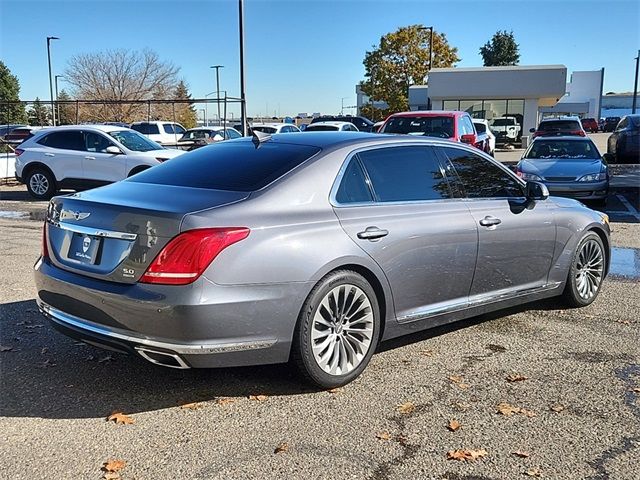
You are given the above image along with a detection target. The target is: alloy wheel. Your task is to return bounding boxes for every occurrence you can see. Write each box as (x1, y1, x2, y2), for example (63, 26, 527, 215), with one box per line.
(575, 238, 604, 300)
(29, 173, 49, 196)
(311, 284, 374, 376)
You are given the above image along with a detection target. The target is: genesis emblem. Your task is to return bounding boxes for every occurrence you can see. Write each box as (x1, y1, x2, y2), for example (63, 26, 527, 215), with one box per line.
(60, 209, 91, 221)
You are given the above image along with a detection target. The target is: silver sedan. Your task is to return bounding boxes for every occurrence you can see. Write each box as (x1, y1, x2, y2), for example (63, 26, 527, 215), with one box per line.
(35, 132, 610, 388)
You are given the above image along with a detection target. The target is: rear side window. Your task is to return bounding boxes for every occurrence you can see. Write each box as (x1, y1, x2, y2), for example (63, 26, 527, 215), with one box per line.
(128, 140, 321, 191)
(335, 159, 373, 204)
(473, 122, 486, 133)
(37, 131, 85, 151)
(357, 146, 451, 202)
(442, 147, 523, 198)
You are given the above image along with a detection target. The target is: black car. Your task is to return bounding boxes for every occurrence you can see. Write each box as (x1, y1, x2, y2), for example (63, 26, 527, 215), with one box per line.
(310, 115, 375, 132)
(602, 117, 621, 133)
(607, 115, 640, 163)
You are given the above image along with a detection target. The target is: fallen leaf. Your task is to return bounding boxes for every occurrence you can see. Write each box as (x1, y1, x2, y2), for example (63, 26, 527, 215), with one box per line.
(458, 383, 470, 390)
(375, 431, 392, 440)
(396, 402, 415, 414)
(447, 419, 461, 432)
(513, 451, 530, 458)
(550, 403, 565, 413)
(249, 394, 268, 402)
(216, 397, 236, 406)
(0, 345, 13, 352)
(274, 442, 289, 454)
(103, 472, 120, 480)
(107, 412, 134, 425)
(525, 467, 542, 477)
(98, 355, 113, 363)
(446, 448, 487, 462)
(506, 374, 528, 382)
(419, 349, 434, 357)
(180, 402, 204, 410)
(102, 459, 126, 472)
(497, 403, 535, 417)
(448, 375, 463, 383)
(327, 387, 342, 394)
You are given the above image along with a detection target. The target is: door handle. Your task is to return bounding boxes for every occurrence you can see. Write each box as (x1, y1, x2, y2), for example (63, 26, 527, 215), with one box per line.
(479, 216, 502, 227)
(357, 226, 389, 240)
(44, 153, 54, 157)
(84, 156, 96, 160)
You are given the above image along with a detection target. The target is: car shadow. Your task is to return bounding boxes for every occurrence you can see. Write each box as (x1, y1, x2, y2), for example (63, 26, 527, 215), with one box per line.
(0, 296, 565, 420)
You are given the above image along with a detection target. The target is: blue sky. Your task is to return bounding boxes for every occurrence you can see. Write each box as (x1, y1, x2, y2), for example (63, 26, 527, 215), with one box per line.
(1, 0, 638, 117)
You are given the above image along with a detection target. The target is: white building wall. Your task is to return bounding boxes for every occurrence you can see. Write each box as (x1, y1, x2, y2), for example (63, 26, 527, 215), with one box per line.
(523, 98, 540, 135)
(558, 69, 604, 118)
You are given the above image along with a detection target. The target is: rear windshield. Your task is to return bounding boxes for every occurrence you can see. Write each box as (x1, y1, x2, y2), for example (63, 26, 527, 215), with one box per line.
(127, 140, 321, 191)
(525, 140, 600, 159)
(252, 126, 278, 134)
(381, 116, 454, 138)
(473, 122, 486, 133)
(305, 125, 338, 132)
(538, 120, 581, 131)
(490, 118, 515, 127)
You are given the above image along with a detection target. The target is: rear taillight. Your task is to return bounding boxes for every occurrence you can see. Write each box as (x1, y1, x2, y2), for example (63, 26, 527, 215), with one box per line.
(576, 130, 586, 136)
(42, 223, 49, 258)
(14, 148, 24, 156)
(139, 227, 250, 285)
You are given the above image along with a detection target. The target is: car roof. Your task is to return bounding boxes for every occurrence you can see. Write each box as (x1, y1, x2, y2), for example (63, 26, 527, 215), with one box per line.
(540, 116, 581, 122)
(307, 121, 354, 127)
(130, 121, 183, 125)
(252, 123, 289, 127)
(185, 126, 225, 131)
(388, 110, 464, 118)
(35, 124, 126, 133)
(531, 135, 594, 142)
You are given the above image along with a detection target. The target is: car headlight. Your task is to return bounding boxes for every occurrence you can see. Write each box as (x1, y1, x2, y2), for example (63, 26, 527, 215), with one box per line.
(577, 173, 607, 182)
(518, 172, 542, 181)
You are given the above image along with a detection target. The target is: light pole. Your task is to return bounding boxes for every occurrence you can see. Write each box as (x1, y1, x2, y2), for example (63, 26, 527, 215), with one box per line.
(633, 50, 639, 114)
(210, 65, 224, 126)
(417, 26, 434, 71)
(238, 0, 247, 135)
(341, 97, 349, 115)
(198, 108, 206, 126)
(55, 75, 63, 124)
(46, 36, 59, 126)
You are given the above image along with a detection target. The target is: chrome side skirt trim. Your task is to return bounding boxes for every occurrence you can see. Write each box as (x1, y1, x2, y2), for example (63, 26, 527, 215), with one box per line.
(37, 299, 277, 355)
(397, 282, 562, 324)
(55, 221, 138, 241)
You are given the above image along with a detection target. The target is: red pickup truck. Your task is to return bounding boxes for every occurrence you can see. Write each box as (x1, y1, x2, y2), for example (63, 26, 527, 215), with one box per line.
(378, 110, 488, 152)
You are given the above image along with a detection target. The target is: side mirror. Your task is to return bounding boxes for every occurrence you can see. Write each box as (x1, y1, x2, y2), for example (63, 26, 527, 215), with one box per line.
(529, 128, 536, 133)
(105, 145, 123, 154)
(602, 153, 615, 164)
(460, 133, 476, 144)
(525, 181, 549, 200)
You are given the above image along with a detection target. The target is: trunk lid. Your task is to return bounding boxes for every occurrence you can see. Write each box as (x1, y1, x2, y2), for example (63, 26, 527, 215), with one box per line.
(45, 181, 249, 283)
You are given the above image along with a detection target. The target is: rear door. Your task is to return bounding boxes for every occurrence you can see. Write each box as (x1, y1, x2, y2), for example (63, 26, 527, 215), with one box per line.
(440, 146, 557, 299)
(82, 130, 127, 183)
(332, 144, 478, 323)
(36, 130, 86, 181)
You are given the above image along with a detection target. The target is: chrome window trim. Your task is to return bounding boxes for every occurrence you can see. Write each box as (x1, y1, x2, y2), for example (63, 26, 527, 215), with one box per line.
(54, 221, 138, 241)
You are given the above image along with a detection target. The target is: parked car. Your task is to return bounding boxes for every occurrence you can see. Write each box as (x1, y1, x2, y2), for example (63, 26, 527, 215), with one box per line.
(607, 114, 640, 164)
(251, 123, 301, 134)
(516, 136, 610, 204)
(372, 121, 385, 133)
(35, 132, 610, 388)
(379, 111, 485, 151)
(598, 118, 606, 132)
(310, 115, 375, 132)
(602, 117, 621, 133)
(304, 121, 359, 132)
(581, 117, 599, 133)
(473, 119, 496, 156)
(489, 116, 521, 143)
(0, 124, 27, 139)
(176, 127, 242, 151)
(130, 121, 186, 146)
(529, 117, 586, 138)
(15, 125, 184, 199)
(3, 126, 43, 145)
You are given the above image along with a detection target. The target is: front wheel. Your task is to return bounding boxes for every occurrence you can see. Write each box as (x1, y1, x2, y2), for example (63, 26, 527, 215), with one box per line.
(561, 232, 606, 307)
(291, 270, 381, 388)
(26, 168, 56, 199)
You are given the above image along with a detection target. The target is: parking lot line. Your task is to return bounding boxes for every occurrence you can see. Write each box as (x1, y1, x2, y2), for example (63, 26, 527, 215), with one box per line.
(616, 194, 640, 222)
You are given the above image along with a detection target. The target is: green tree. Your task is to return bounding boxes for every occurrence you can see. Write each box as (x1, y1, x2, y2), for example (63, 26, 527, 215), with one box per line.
(0, 61, 27, 124)
(174, 80, 197, 128)
(27, 97, 51, 126)
(56, 89, 75, 125)
(359, 25, 460, 114)
(479, 30, 520, 66)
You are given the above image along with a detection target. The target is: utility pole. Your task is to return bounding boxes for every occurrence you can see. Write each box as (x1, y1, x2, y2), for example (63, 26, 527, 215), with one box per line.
(633, 50, 639, 114)
(46, 36, 59, 126)
(238, 0, 247, 136)
(341, 97, 348, 115)
(210, 65, 224, 126)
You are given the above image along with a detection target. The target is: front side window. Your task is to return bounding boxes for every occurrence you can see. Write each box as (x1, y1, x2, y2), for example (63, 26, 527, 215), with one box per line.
(473, 122, 487, 134)
(357, 146, 451, 202)
(616, 118, 628, 130)
(442, 147, 524, 198)
(84, 132, 115, 153)
(37, 131, 84, 151)
(459, 116, 474, 135)
(335, 158, 373, 204)
(225, 129, 241, 139)
(163, 124, 176, 134)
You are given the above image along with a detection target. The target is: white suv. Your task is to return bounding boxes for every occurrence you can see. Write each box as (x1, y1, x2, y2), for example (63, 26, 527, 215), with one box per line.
(130, 121, 186, 146)
(15, 125, 184, 199)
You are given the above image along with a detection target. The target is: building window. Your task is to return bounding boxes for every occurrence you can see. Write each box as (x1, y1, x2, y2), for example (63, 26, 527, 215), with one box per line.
(442, 99, 525, 140)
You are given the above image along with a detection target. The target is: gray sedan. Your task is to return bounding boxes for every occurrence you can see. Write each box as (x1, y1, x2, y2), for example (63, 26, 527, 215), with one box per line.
(516, 136, 610, 204)
(35, 133, 610, 388)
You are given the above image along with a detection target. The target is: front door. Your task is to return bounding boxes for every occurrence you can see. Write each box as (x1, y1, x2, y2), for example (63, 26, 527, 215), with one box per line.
(82, 131, 127, 183)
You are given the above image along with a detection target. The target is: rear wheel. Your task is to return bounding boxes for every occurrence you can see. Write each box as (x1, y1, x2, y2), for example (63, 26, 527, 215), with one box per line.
(26, 168, 56, 199)
(561, 232, 606, 307)
(291, 270, 381, 388)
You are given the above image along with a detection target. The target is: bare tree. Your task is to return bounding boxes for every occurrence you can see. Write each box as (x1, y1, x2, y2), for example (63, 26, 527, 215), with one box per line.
(64, 49, 179, 123)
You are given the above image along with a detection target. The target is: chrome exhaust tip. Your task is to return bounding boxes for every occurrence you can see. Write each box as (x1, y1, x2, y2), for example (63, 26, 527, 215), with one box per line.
(135, 347, 190, 369)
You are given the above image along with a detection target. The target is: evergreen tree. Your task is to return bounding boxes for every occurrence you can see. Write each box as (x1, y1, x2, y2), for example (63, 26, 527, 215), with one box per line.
(479, 30, 520, 66)
(27, 98, 51, 126)
(56, 90, 75, 125)
(174, 80, 197, 129)
(0, 61, 27, 124)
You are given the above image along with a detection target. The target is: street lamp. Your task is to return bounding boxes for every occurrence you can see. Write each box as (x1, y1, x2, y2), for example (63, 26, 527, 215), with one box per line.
(55, 75, 64, 124)
(341, 97, 349, 115)
(46, 36, 60, 126)
(198, 108, 206, 126)
(418, 26, 434, 71)
(238, 0, 247, 135)
(210, 65, 224, 126)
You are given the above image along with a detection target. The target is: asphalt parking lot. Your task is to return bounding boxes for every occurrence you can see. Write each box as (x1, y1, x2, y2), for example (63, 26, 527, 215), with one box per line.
(1, 136, 639, 479)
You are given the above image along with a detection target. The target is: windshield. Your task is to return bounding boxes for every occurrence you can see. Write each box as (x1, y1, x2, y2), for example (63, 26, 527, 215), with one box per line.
(109, 129, 164, 152)
(490, 118, 515, 127)
(305, 125, 339, 131)
(253, 126, 278, 134)
(525, 140, 600, 160)
(381, 116, 453, 138)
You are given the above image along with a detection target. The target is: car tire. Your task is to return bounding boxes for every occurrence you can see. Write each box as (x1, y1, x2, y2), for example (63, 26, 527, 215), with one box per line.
(561, 231, 606, 308)
(291, 270, 381, 389)
(26, 168, 56, 200)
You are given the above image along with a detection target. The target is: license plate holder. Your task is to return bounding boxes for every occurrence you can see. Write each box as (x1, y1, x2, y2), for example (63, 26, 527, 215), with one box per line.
(69, 233, 101, 265)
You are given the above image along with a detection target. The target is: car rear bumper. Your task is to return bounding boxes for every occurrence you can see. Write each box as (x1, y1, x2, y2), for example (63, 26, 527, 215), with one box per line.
(545, 180, 609, 200)
(34, 257, 311, 369)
